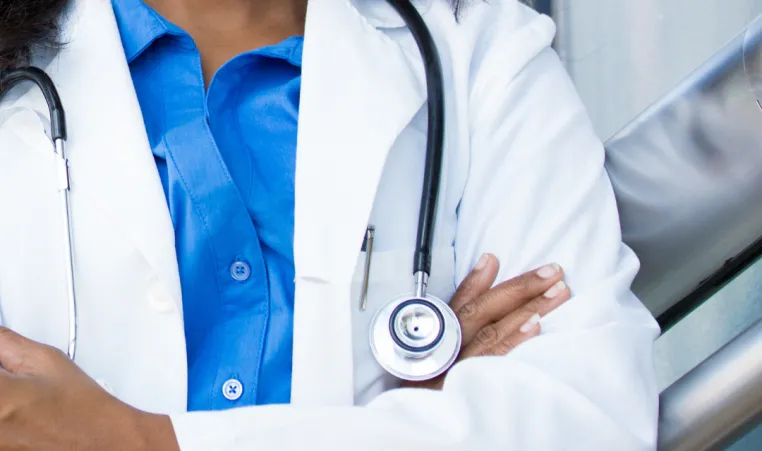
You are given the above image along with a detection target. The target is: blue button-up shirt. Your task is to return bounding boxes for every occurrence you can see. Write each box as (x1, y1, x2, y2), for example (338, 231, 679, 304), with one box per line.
(112, 0, 301, 411)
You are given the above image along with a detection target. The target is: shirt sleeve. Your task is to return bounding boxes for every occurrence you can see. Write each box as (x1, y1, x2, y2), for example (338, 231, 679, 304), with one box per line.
(169, 9, 660, 451)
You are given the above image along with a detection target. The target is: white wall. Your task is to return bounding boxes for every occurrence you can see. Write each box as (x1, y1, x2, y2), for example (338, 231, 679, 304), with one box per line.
(555, 0, 762, 139)
(551, 1, 762, 448)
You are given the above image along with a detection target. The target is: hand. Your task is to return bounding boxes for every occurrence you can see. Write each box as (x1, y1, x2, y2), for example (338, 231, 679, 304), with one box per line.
(405, 254, 570, 390)
(0, 328, 179, 451)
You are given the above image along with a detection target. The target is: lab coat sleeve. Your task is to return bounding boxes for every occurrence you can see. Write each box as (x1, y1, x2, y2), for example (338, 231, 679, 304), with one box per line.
(169, 9, 660, 451)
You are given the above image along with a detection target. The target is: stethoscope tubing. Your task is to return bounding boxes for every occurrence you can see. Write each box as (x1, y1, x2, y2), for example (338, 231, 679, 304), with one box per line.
(0, 68, 67, 140)
(387, 0, 446, 282)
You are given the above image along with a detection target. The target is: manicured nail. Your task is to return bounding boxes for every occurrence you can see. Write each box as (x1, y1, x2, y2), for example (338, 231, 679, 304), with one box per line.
(474, 254, 490, 271)
(543, 280, 567, 298)
(520, 313, 541, 333)
(536, 263, 560, 279)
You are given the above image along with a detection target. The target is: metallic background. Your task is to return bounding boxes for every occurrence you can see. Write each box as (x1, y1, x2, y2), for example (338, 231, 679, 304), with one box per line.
(548, 1, 762, 448)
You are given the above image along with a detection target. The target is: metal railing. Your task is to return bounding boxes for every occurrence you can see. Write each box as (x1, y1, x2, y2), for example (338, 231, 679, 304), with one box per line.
(604, 15, 762, 450)
(605, 16, 762, 326)
(658, 318, 762, 450)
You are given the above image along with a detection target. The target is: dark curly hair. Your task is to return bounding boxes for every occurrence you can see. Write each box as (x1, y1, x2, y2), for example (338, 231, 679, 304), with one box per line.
(0, 1, 477, 70)
(0, 0, 70, 70)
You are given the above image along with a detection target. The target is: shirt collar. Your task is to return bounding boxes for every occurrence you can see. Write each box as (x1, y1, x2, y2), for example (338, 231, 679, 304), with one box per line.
(112, 0, 178, 63)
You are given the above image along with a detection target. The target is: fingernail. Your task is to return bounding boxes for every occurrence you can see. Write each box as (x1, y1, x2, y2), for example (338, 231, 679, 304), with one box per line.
(474, 254, 490, 271)
(543, 280, 567, 298)
(520, 313, 541, 333)
(536, 263, 560, 279)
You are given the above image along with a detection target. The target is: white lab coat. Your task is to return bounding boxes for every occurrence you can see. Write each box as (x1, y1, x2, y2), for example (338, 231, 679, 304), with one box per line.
(0, 0, 659, 449)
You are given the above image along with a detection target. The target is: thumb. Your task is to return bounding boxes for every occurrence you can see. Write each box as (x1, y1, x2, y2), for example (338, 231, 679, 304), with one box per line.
(0, 327, 62, 375)
(448, 253, 499, 313)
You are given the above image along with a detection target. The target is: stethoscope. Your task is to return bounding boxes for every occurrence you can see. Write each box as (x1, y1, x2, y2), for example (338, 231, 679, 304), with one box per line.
(0, 0, 460, 382)
(0, 68, 76, 360)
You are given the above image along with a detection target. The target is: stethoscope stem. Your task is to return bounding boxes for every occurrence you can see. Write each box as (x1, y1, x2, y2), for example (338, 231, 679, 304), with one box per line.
(414, 271, 428, 298)
(55, 138, 77, 360)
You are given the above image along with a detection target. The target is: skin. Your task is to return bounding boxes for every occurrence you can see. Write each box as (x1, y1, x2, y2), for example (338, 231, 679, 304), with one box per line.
(144, 0, 308, 86)
(0, 255, 570, 449)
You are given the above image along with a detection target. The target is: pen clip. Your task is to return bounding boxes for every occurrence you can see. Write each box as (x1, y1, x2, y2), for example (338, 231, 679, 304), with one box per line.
(360, 226, 375, 311)
(361, 226, 373, 252)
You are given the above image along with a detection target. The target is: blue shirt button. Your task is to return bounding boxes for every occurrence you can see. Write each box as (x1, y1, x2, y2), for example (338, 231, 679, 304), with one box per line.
(230, 260, 251, 281)
(222, 379, 243, 401)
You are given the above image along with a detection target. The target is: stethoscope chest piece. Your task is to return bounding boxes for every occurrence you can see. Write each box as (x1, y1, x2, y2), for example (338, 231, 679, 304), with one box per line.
(369, 293, 461, 381)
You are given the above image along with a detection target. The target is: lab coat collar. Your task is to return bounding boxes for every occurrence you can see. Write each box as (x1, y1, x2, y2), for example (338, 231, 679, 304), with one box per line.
(291, 1, 428, 404)
(292, 0, 426, 284)
(10, 0, 428, 406)
(352, 0, 433, 28)
(31, 0, 184, 307)
(46, 0, 429, 288)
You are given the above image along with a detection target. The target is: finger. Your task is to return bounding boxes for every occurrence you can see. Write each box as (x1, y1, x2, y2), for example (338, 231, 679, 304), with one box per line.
(461, 314, 542, 360)
(489, 280, 571, 343)
(448, 254, 499, 313)
(0, 327, 65, 375)
(461, 281, 570, 358)
(456, 263, 564, 345)
(488, 319, 542, 357)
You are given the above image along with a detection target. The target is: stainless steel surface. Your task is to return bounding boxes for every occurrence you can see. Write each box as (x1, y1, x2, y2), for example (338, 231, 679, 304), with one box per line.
(658, 317, 762, 451)
(552, 0, 762, 140)
(360, 226, 374, 311)
(414, 270, 428, 298)
(392, 302, 442, 351)
(369, 293, 461, 381)
(54, 138, 77, 361)
(551, 3, 762, 448)
(604, 16, 762, 318)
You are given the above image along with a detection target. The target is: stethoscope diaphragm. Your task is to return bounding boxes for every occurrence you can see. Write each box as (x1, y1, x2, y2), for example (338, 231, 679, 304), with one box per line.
(369, 293, 461, 381)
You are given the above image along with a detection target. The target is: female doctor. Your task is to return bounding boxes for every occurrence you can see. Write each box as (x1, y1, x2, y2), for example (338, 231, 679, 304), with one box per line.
(0, 0, 659, 449)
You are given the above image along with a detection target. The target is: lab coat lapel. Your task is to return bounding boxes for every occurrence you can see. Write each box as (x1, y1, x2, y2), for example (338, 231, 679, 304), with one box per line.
(35, 0, 181, 305)
(291, 0, 427, 404)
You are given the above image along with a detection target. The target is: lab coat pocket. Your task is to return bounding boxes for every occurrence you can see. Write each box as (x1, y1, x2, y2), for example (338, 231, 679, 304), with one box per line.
(350, 245, 456, 404)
